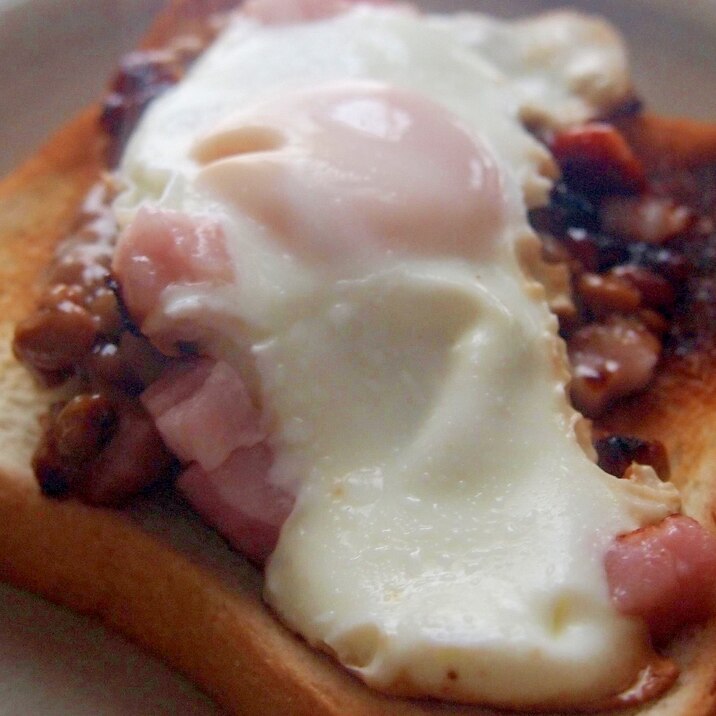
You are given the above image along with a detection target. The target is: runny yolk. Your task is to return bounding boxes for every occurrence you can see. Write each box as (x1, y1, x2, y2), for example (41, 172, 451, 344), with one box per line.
(192, 81, 506, 265)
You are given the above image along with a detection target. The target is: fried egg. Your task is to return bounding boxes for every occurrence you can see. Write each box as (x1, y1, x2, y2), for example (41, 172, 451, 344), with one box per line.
(114, 3, 679, 708)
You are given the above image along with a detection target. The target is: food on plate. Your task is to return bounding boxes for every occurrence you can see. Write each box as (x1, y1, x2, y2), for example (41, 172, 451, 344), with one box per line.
(3, 0, 716, 713)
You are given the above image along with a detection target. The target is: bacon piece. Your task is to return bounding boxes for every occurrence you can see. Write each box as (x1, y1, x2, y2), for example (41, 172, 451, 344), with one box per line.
(594, 435, 670, 480)
(112, 208, 233, 327)
(243, 0, 395, 25)
(606, 515, 716, 642)
(141, 358, 265, 472)
(178, 444, 294, 564)
(551, 122, 646, 196)
(142, 357, 288, 563)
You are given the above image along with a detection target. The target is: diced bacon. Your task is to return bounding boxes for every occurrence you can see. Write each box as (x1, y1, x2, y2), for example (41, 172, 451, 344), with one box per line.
(141, 358, 213, 417)
(112, 208, 233, 326)
(606, 515, 716, 642)
(178, 444, 294, 564)
(551, 122, 646, 196)
(141, 358, 265, 471)
(242, 0, 395, 25)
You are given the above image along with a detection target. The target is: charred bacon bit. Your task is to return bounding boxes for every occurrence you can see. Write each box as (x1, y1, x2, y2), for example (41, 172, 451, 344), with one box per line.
(594, 435, 670, 480)
(550, 123, 646, 196)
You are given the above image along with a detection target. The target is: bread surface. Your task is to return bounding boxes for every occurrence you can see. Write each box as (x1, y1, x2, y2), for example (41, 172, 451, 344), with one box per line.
(1, 3, 716, 714)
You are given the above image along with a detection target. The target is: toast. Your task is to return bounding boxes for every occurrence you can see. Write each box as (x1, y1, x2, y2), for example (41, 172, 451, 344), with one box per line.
(2, 2, 716, 714)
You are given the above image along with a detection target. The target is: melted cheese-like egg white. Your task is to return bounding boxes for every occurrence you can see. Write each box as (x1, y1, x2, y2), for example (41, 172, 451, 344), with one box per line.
(116, 5, 679, 708)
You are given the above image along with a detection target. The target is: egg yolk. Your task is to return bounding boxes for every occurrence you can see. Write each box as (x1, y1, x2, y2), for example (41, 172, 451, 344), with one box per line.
(193, 82, 506, 265)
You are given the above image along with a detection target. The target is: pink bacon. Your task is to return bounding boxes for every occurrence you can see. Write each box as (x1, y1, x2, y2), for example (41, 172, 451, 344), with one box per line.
(141, 358, 265, 472)
(242, 0, 397, 25)
(179, 444, 294, 565)
(606, 515, 716, 642)
(112, 207, 233, 328)
(141, 358, 294, 564)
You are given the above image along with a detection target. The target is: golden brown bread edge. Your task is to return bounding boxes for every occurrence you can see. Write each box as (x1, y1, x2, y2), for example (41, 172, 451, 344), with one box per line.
(2, 2, 716, 714)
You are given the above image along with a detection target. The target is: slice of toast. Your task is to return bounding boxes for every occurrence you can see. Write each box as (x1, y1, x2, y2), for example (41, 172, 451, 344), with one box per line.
(1, 2, 716, 714)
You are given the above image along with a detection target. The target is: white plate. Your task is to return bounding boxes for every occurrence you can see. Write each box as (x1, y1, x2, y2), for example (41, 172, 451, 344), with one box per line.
(1, 1, 715, 714)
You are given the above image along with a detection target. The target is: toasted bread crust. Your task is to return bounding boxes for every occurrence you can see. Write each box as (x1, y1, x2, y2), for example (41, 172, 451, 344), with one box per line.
(2, 3, 716, 715)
